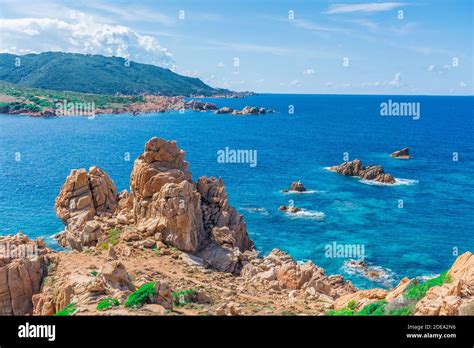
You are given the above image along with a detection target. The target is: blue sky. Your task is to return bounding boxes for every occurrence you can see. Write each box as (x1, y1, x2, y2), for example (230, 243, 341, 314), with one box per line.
(0, 0, 472, 95)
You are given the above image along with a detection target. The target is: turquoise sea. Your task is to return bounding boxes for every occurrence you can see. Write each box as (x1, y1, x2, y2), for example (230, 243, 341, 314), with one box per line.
(0, 94, 473, 289)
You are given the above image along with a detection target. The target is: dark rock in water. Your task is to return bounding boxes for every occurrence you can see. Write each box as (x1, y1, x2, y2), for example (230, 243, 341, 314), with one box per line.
(283, 181, 307, 192)
(279, 205, 301, 213)
(329, 159, 396, 184)
(390, 147, 411, 159)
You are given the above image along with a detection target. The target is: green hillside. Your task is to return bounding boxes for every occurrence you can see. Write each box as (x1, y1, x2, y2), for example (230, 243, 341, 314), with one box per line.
(0, 52, 219, 96)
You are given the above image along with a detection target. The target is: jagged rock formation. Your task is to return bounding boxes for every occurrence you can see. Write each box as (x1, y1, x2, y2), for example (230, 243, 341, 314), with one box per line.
(0, 234, 50, 315)
(282, 181, 307, 193)
(55, 137, 254, 274)
(242, 249, 355, 309)
(55, 166, 118, 250)
(390, 147, 411, 159)
(33, 259, 137, 315)
(329, 159, 395, 184)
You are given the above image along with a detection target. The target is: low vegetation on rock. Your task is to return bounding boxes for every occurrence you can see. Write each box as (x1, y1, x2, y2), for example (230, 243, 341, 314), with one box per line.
(124, 282, 156, 308)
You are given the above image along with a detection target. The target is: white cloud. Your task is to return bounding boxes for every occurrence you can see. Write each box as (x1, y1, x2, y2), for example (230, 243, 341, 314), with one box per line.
(459, 81, 467, 87)
(388, 72, 403, 87)
(327, 3, 408, 14)
(303, 68, 315, 75)
(217, 62, 226, 68)
(0, 13, 175, 68)
(289, 80, 301, 87)
(427, 64, 436, 72)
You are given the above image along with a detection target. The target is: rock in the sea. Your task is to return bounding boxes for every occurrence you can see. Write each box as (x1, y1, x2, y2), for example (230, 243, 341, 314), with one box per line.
(0, 234, 50, 315)
(329, 159, 395, 184)
(242, 106, 259, 115)
(283, 181, 307, 193)
(278, 205, 301, 213)
(215, 107, 234, 114)
(390, 147, 411, 159)
(55, 166, 118, 250)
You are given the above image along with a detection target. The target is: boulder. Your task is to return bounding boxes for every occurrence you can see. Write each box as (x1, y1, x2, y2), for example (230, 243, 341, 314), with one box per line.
(215, 107, 234, 114)
(279, 205, 301, 213)
(55, 166, 118, 250)
(329, 159, 396, 184)
(288, 181, 306, 192)
(0, 234, 49, 315)
(390, 147, 411, 159)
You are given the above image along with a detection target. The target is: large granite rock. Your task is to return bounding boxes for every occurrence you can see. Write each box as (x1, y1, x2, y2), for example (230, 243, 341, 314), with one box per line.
(55, 166, 118, 250)
(415, 252, 474, 315)
(0, 234, 50, 315)
(329, 159, 396, 184)
(128, 138, 254, 272)
(242, 249, 355, 301)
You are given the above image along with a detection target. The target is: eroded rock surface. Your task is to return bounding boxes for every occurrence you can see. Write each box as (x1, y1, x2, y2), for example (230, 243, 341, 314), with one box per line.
(55, 166, 118, 250)
(330, 159, 395, 184)
(0, 233, 50, 315)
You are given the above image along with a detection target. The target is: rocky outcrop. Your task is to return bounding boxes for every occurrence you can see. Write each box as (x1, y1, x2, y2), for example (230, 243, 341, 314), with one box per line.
(329, 159, 395, 184)
(278, 205, 301, 213)
(0, 233, 50, 315)
(283, 181, 307, 193)
(215, 106, 272, 115)
(390, 147, 411, 159)
(415, 252, 474, 315)
(185, 100, 217, 111)
(55, 166, 118, 250)
(242, 249, 355, 306)
(129, 138, 203, 252)
(55, 137, 255, 274)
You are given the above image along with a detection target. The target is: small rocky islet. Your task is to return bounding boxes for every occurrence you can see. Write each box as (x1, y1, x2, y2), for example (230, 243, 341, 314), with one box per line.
(329, 159, 396, 184)
(0, 138, 472, 317)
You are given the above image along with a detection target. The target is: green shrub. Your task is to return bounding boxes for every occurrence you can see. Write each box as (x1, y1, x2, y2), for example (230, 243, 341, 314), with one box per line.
(107, 228, 123, 246)
(54, 302, 76, 316)
(124, 282, 156, 308)
(328, 307, 355, 316)
(97, 297, 120, 311)
(172, 288, 197, 306)
(347, 300, 357, 311)
(357, 300, 387, 316)
(388, 305, 415, 316)
(404, 272, 450, 301)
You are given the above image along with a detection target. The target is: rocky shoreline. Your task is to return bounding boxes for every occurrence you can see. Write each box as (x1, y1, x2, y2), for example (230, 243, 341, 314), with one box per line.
(2, 94, 274, 118)
(0, 138, 472, 316)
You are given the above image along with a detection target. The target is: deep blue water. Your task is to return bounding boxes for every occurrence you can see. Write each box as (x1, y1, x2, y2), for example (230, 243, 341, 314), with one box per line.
(1, 94, 473, 289)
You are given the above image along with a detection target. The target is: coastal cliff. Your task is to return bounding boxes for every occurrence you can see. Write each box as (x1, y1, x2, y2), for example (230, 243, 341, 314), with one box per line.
(1, 138, 472, 316)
